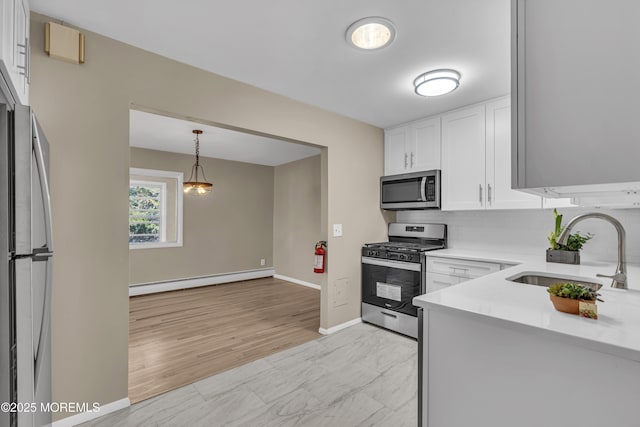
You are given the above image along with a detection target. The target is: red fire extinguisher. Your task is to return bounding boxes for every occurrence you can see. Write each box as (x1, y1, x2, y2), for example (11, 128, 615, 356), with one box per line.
(314, 241, 327, 273)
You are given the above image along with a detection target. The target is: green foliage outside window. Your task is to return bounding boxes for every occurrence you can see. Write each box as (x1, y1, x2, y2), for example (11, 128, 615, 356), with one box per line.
(129, 183, 162, 243)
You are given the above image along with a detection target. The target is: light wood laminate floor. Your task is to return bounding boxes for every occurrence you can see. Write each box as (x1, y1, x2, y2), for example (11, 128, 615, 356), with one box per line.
(85, 323, 417, 427)
(128, 277, 321, 403)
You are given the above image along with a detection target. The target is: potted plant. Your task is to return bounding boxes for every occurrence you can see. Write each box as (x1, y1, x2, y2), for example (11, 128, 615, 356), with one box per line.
(547, 283, 600, 319)
(547, 209, 592, 264)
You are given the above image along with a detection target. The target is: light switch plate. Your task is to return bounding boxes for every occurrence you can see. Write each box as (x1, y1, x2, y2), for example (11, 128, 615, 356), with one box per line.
(332, 224, 343, 237)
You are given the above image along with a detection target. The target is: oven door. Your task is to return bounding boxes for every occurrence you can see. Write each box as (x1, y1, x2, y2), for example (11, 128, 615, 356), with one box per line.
(361, 256, 422, 316)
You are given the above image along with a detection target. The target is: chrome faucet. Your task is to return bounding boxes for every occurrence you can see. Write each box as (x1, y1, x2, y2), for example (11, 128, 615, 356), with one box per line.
(557, 213, 627, 289)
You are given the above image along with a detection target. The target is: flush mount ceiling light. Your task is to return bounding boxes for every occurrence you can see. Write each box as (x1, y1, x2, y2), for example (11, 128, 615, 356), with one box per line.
(183, 129, 212, 196)
(414, 69, 461, 97)
(346, 17, 396, 50)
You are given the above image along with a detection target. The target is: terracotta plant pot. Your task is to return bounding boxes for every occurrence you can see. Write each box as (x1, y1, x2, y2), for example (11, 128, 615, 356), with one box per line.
(549, 294, 595, 315)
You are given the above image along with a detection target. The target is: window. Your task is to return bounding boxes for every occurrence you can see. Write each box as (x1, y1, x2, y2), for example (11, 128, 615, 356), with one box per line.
(129, 168, 183, 249)
(129, 181, 165, 243)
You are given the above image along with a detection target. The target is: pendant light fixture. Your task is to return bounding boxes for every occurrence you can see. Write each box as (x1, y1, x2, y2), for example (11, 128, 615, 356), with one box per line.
(183, 129, 212, 195)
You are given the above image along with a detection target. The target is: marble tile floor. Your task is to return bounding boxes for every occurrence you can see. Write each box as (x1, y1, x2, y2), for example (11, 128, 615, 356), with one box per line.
(80, 322, 418, 427)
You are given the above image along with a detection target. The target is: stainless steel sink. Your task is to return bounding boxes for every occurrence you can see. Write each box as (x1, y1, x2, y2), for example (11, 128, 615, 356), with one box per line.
(507, 272, 602, 291)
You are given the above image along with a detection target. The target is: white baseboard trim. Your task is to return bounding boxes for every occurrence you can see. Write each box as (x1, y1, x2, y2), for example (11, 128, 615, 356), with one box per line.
(319, 317, 362, 335)
(51, 398, 130, 427)
(129, 268, 275, 296)
(273, 274, 321, 290)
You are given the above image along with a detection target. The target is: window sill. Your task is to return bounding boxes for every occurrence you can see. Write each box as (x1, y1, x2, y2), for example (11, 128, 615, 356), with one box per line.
(129, 241, 183, 250)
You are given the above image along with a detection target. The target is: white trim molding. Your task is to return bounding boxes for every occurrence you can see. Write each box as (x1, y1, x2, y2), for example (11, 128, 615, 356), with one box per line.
(319, 317, 362, 335)
(129, 167, 184, 250)
(51, 398, 130, 427)
(129, 268, 275, 296)
(273, 274, 321, 290)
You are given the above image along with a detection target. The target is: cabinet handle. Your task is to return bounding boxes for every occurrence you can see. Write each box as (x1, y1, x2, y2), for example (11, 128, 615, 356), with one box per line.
(488, 183, 492, 205)
(404, 153, 408, 169)
(17, 38, 29, 82)
(26, 38, 30, 83)
(410, 152, 415, 168)
(479, 184, 483, 205)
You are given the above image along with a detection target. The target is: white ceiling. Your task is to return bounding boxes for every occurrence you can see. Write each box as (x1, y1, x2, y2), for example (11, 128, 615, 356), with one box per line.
(31, 0, 511, 129)
(130, 110, 320, 167)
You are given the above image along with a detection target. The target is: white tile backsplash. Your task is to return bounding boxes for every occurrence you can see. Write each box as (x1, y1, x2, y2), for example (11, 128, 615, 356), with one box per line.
(397, 207, 640, 263)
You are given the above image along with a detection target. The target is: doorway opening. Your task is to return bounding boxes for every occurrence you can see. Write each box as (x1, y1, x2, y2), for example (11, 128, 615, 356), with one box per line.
(127, 108, 328, 402)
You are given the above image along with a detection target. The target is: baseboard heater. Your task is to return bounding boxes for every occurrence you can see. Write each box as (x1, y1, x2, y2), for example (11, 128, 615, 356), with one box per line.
(129, 268, 275, 296)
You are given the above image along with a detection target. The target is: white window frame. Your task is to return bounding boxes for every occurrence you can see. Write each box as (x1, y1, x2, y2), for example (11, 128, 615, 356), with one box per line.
(129, 168, 183, 250)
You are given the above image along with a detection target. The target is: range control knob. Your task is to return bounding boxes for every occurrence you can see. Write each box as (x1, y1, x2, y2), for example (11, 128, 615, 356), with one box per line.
(399, 254, 405, 260)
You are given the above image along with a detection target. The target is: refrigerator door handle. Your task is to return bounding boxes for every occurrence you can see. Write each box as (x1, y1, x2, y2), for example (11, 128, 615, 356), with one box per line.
(32, 248, 53, 259)
(32, 256, 52, 396)
(32, 115, 53, 252)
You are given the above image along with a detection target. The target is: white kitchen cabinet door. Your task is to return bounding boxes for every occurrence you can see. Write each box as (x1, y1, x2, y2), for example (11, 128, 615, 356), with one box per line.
(441, 105, 486, 210)
(0, 0, 29, 105)
(424, 272, 459, 293)
(385, 117, 441, 176)
(384, 126, 409, 176)
(485, 97, 540, 210)
(412, 117, 441, 171)
(0, 0, 15, 91)
(12, 0, 28, 104)
(426, 256, 501, 280)
(513, 0, 640, 192)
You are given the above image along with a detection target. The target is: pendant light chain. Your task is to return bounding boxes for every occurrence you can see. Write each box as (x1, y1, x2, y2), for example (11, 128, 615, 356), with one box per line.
(194, 132, 201, 181)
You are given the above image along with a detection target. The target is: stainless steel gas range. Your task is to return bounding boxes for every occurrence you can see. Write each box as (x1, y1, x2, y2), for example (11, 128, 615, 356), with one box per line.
(361, 223, 446, 338)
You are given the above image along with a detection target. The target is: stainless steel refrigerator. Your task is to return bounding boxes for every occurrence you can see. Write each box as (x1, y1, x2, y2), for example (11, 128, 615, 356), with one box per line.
(0, 86, 53, 426)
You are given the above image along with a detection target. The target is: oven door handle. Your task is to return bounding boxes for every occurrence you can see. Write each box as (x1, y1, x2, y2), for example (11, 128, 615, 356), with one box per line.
(383, 301, 408, 311)
(362, 257, 422, 272)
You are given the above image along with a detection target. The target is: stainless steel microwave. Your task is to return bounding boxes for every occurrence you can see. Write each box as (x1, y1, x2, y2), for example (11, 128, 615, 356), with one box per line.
(380, 170, 441, 210)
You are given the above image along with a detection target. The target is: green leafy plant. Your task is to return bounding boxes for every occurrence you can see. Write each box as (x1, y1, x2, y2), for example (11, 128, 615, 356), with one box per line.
(562, 232, 593, 251)
(547, 283, 599, 301)
(547, 209, 593, 251)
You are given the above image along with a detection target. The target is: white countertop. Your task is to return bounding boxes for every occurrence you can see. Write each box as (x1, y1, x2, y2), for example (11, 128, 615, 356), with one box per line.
(423, 248, 541, 265)
(414, 249, 640, 362)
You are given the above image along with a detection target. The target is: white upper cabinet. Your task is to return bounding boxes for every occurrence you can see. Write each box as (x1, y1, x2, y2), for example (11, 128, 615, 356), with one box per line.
(411, 117, 441, 172)
(384, 117, 440, 176)
(0, 0, 30, 105)
(441, 105, 486, 210)
(384, 127, 409, 176)
(442, 97, 541, 211)
(512, 0, 640, 198)
(485, 97, 540, 210)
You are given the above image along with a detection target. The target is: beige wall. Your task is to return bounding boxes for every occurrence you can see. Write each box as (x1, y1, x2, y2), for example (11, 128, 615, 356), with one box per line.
(129, 147, 274, 284)
(273, 155, 322, 284)
(29, 12, 387, 420)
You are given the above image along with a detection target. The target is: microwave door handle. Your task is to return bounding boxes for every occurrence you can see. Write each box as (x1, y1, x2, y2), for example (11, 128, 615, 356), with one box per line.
(420, 177, 427, 201)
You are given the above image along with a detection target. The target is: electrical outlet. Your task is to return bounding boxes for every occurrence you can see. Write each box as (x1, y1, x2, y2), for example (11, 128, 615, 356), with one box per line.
(332, 223, 343, 237)
(260, 259, 266, 266)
